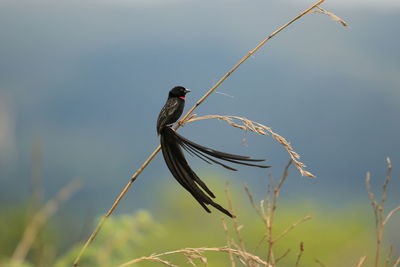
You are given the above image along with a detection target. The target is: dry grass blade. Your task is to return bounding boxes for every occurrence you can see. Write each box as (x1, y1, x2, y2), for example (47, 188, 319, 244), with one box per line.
(259, 200, 267, 225)
(275, 248, 290, 264)
(383, 206, 400, 226)
(295, 242, 304, 267)
(253, 234, 267, 254)
(185, 115, 315, 178)
(394, 256, 400, 267)
(355, 256, 367, 267)
(275, 160, 292, 193)
(230, 241, 258, 267)
(221, 218, 236, 267)
(244, 184, 262, 219)
(273, 215, 311, 242)
(118, 247, 271, 267)
(313, 6, 349, 27)
(118, 256, 177, 267)
(185, 250, 208, 266)
(11, 180, 82, 264)
(315, 258, 326, 267)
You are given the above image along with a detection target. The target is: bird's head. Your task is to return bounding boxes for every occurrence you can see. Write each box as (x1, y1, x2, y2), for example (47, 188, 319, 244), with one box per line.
(169, 86, 191, 99)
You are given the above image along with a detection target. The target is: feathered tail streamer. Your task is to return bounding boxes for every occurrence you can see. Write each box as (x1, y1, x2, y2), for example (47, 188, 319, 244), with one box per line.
(160, 127, 269, 217)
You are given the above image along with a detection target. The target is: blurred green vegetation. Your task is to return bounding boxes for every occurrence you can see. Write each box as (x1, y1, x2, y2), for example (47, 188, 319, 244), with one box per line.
(0, 205, 58, 267)
(1, 171, 393, 267)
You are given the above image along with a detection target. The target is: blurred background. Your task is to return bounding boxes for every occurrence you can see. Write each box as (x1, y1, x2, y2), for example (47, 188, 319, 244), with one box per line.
(0, 0, 399, 266)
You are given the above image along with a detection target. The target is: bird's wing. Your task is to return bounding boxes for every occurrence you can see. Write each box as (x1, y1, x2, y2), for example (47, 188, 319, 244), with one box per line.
(157, 98, 180, 134)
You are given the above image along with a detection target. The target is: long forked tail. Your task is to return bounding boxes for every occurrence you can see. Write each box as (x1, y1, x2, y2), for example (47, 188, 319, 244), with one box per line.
(175, 130, 270, 170)
(160, 127, 270, 217)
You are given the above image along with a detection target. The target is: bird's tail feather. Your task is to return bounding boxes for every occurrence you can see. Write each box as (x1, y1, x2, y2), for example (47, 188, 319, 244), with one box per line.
(174, 129, 270, 169)
(160, 127, 233, 217)
(160, 127, 270, 217)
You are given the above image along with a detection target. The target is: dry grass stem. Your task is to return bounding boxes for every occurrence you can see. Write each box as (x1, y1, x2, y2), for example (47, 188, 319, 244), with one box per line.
(365, 158, 400, 267)
(209, 162, 311, 266)
(119, 256, 177, 267)
(384, 246, 394, 267)
(225, 184, 253, 266)
(394, 256, 400, 267)
(221, 218, 236, 267)
(230, 241, 257, 267)
(264, 162, 292, 264)
(383, 206, 400, 226)
(118, 247, 271, 267)
(295, 242, 305, 267)
(244, 184, 262, 218)
(72, 0, 329, 264)
(225, 184, 245, 249)
(315, 258, 326, 267)
(253, 235, 267, 254)
(11, 180, 81, 264)
(381, 158, 393, 216)
(273, 215, 311, 243)
(355, 256, 367, 267)
(312, 6, 349, 27)
(185, 115, 315, 178)
(244, 160, 311, 265)
(275, 248, 290, 264)
(366, 172, 379, 225)
(259, 200, 267, 226)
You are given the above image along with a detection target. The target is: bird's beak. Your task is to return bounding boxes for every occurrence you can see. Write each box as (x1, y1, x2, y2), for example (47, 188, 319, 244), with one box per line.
(185, 89, 191, 93)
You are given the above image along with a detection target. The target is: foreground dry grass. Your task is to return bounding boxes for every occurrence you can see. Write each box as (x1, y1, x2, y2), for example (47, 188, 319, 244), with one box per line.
(115, 159, 399, 267)
(3, 158, 399, 267)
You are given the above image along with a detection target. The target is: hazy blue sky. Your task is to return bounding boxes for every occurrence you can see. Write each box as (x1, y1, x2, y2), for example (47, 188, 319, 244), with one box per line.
(0, 1, 399, 220)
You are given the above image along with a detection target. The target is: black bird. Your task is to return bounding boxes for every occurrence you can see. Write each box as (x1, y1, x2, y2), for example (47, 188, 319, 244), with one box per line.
(157, 86, 270, 217)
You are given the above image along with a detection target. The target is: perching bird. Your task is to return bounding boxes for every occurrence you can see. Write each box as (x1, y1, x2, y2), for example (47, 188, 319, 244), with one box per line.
(157, 86, 270, 217)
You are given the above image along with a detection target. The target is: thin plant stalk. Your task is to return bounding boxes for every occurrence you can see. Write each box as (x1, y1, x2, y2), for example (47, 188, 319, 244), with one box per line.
(295, 242, 305, 267)
(72, 1, 325, 265)
(12, 180, 81, 264)
(394, 256, 400, 267)
(275, 248, 290, 264)
(355, 256, 367, 267)
(244, 161, 310, 265)
(221, 218, 236, 267)
(266, 161, 291, 264)
(366, 158, 400, 267)
(224, 184, 253, 266)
